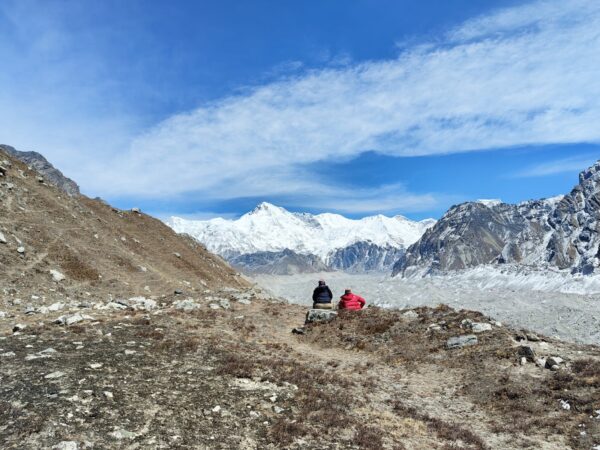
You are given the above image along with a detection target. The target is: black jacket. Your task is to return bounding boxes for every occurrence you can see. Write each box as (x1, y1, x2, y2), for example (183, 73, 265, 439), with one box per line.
(312, 285, 333, 303)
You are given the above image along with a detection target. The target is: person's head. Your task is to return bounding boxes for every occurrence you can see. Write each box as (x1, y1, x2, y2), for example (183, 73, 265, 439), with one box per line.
(344, 288, 352, 295)
(318, 279, 326, 286)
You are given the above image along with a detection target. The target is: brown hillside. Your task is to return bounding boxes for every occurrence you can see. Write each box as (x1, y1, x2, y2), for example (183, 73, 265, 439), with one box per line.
(0, 147, 247, 302)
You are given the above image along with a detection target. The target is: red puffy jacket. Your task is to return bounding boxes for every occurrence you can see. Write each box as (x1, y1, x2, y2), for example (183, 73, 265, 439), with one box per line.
(339, 293, 365, 310)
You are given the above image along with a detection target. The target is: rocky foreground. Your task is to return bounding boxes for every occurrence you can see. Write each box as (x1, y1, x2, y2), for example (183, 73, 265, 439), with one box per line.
(1, 288, 600, 449)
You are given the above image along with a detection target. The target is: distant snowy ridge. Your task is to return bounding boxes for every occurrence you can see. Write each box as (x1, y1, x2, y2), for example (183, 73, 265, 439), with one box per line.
(166, 202, 435, 274)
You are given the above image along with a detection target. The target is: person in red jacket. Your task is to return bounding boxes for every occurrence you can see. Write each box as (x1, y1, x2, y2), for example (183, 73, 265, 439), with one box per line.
(338, 289, 366, 311)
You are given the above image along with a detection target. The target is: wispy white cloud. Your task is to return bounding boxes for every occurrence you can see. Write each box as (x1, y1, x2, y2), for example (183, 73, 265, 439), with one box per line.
(511, 155, 599, 178)
(2, 0, 600, 214)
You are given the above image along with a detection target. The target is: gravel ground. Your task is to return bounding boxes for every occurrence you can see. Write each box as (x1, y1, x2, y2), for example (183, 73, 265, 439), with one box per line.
(253, 272, 600, 345)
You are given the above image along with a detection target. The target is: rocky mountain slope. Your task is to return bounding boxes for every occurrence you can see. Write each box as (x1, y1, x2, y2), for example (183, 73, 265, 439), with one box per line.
(167, 203, 435, 274)
(0, 144, 81, 196)
(394, 160, 600, 277)
(0, 146, 247, 302)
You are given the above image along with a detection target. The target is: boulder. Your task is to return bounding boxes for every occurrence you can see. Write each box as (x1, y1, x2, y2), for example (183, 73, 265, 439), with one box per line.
(55, 313, 94, 326)
(305, 309, 337, 324)
(49, 269, 65, 282)
(173, 299, 201, 311)
(0, 232, 6, 244)
(446, 335, 478, 349)
(518, 345, 537, 362)
(471, 323, 492, 333)
(402, 310, 419, 320)
(545, 356, 564, 369)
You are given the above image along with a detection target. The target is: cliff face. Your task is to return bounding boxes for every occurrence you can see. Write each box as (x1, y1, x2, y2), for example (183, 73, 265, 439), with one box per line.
(394, 161, 600, 277)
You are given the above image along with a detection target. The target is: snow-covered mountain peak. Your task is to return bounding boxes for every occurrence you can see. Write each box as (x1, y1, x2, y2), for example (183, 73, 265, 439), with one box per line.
(166, 203, 436, 272)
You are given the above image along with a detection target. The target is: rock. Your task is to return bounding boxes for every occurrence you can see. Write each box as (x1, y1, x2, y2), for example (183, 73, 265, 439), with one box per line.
(402, 310, 419, 319)
(446, 335, 478, 349)
(174, 289, 184, 295)
(0, 165, 7, 176)
(209, 303, 221, 310)
(536, 358, 547, 368)
(518, 345, 537, 362)
(173, 299, 201, 311)
(16, 246, 25, 254)
(305, 309, 338, 324)
(131, 207, 141, 213)
(173, 252, 181, 258)
(44, 371, 65, 379)
(219, 299, 231, 309)
(109, 429, 137, 440)
(292, 327, 305, 335)
(50, 269, 66, 282)
(89, 363, 103, 369)
(471, 323, 492, 333)
(212, 405, 221, 413)
(103, 391, 114, 400)
(0, 311, 6, 318)
(520, 357, 528, 366)
(127, 296, 157, 310)
(0, 232, 6, 244)
(273, 406, 285, 414)
(12, 323, 26, 333)
(1, 351, 16, 358)
(546, 356, 564, 369)
(559, 399, 571, 410)
(526, 333, 541, 342)
(54, 313, 94, 326)
(237, 298, 252, 305)
(53, 442, 79, 450)
(37, 176, 44, 183)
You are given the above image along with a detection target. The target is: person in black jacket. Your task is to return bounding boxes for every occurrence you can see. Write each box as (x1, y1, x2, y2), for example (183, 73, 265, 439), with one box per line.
(312, 279, 333, 309)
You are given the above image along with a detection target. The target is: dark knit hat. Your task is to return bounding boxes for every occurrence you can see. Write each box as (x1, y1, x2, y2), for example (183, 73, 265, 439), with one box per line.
(344, 289, 352, 295)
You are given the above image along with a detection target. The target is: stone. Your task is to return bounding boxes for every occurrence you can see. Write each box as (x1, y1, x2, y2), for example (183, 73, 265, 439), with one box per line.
(526, 333, 541, 342)
(89, 363, 103, 369)
(16, 246, 25, 254)
(174, 289, 184, 295)
(273, 406, 285, 414)
(219, 299, 231, 309)
(173, 299, 201, 311)
(305, 309, 338, 324)
(1, 351, 16, 358)
(471, 323, 492, 333)
(0, 232, 6, 244)
(50, 269, 66, 282)
(12, 323, 26, 333)
(173, 252, 181, 258)
(518, 345, 537, 362)
(54, 313, 94, 326)
(45, 371, 65, 379)
(109, 429, 137, 440)
(446, 335, 478, 349)
(212, 405, 221, 413)
(292, 327, 305, 335)
(103, 391, 114, 400)
(53, 442, 79, 450)
(131, 207, 141, 213)
(520, 357, 528, 366)
(127, 296, 157, 310)
(37, 176, 44, 183)
(209, 303, 221, 310)
(546, 356, 564, 369)
(402, 310, 419, 319)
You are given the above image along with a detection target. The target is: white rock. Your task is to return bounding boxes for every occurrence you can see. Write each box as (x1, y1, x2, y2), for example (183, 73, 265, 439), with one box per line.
(1, 351, 16, 358)
(402, 310, 419, 319)
(45, 371, 65, 379)
(53, 442, 79, 450)
(212, 405, 221, 413)
(17, 246, 25, 254)
(103, 391, 113, 400)
(560, 399, 571, 411)
(173, 299, 201, 311)
(109, 429, 137, 440)
(50, 270, 66, 282)
(471, 323, 493, 333)
(0, 232, 6, 244)
(89, 363, 103, 369)
(128, 296, 157, 311)
(124, 350, 136, 355)
(55, 313, 94, 326)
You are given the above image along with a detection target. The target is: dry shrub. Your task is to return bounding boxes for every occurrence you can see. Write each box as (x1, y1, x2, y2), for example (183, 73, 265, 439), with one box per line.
(572, 358, 600, 378)
(354, 425, 384, 450)
(215, 352, 256, 378)
(268, 418, 308, 445)
(392, 402, 489, 450)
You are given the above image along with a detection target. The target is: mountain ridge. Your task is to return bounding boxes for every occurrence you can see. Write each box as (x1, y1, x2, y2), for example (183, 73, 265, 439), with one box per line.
(167, 202, 435, 274)
(393, 159, 600, 277)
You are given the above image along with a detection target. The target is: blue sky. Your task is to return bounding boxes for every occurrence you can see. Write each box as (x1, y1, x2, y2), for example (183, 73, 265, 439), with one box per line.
(1, 0, 599, 220)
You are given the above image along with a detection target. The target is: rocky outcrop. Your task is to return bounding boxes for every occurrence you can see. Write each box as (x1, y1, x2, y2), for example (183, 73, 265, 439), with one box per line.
(394, 160, 600, 276)
(327, 241, 405, 272)
(229, 249, 331, 275)
(0, 144, 80, 196)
